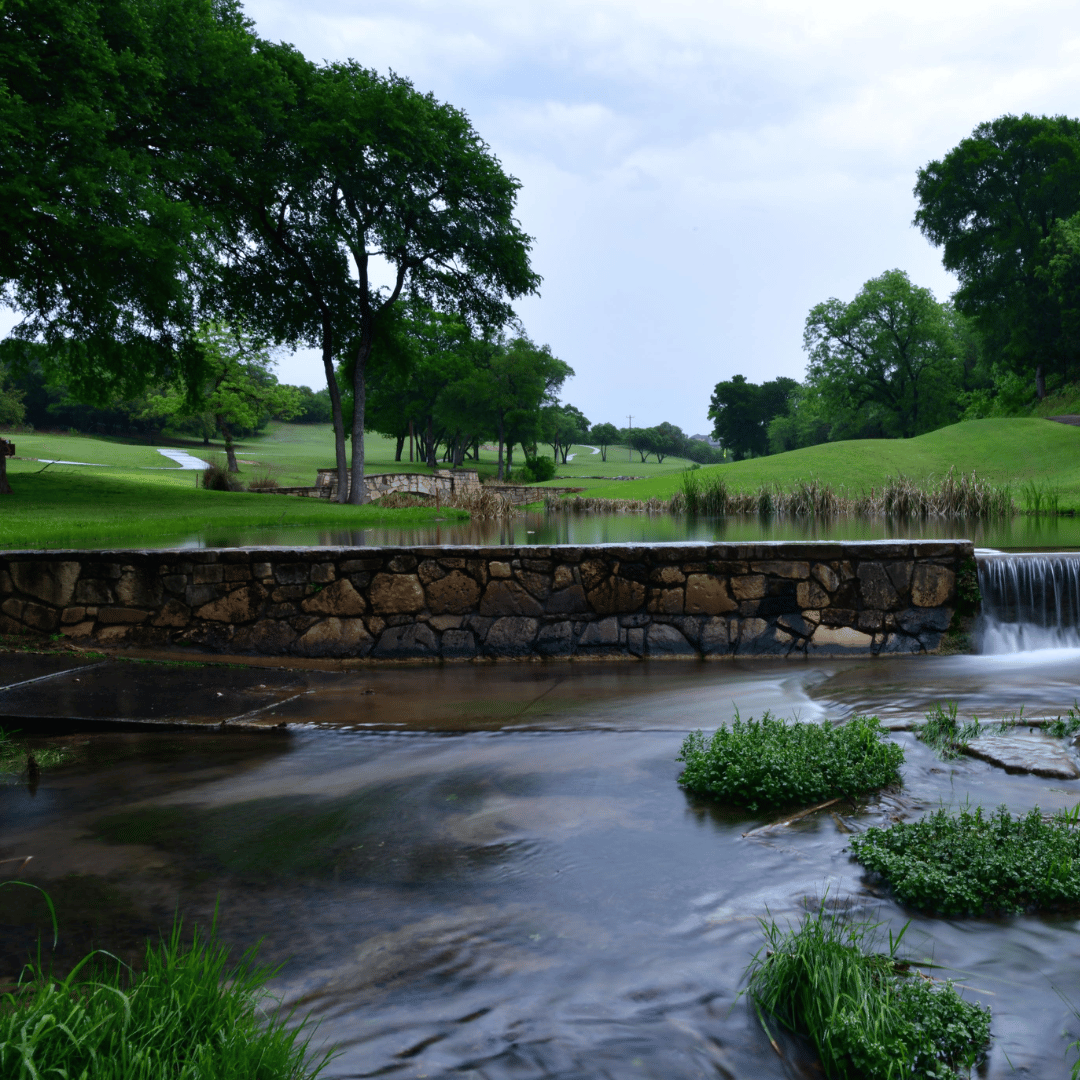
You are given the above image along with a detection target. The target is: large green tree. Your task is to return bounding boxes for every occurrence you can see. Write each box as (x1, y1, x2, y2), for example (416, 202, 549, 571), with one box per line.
(803, 270, 960, 439)
(708, 375, 797, 459)
(914, 114, 1080, 398)
(0, 0, 281, 402)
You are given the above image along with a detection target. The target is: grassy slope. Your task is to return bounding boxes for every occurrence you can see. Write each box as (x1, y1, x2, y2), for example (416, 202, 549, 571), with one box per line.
(577, 418, 1080, 507)
(0, 464, 463, 549)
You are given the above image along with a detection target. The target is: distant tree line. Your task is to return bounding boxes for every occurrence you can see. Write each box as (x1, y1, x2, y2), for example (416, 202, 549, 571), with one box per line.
(707, 113, 1080, 459)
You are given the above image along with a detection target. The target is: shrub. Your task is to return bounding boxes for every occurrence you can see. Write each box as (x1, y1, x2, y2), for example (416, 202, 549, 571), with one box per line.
(850, 804, 1080, 915)
(246, 470, 280, 491)
(746, 905, 991, 1080)
(516, 455, 555, 482)
(201, 459, 238, 491)
(676, 712, 904, 812)
(0, 913, 333, 1079)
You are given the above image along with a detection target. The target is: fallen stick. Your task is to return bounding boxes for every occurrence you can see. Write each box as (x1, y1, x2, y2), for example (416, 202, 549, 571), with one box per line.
(742, 798, 842, 838)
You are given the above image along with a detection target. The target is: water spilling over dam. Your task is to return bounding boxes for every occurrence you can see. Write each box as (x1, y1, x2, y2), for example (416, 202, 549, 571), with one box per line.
(979, 552, 1080, 652)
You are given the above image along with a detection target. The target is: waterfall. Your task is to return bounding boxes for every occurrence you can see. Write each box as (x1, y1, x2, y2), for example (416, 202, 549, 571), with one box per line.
(979, 553, 1080, 653)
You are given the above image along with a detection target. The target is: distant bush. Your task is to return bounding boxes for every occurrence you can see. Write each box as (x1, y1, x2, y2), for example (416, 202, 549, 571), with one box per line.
(516, 455, 556, 482)
(746, 904, 991, 1080)
(246, 471, 280, 492)
(677, 712, 904, 812)
(201, 460, 239, 491)
(851, 804, 1080, 915)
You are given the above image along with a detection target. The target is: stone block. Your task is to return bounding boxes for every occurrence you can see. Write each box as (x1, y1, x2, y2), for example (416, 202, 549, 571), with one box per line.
(651, 566, 686, 585)
(427, 615, 463, 631)
(302, 579, 367, 617)
(441, 629, 477, 658)
(60, 621, 95, 639)
(196, 584, 265, 623)
(553, 565, 576, 590)
(483, 617, 539, 656)
(646, 622, 695, 656)
(192, 564, 224, 585)
(912, 564, 954, 607)
(579, 559, 608, 591)
(626, 627, 645, 656)
(685, 574, 737, 615)
(750, 560, 809, 579)
(117, 567, 160, 607)
(151, 600, 190, 628)
(231, 619, 297, 655)
(809, 625, 874, 652)
(418, 559, 445, 584)
(253, 562, 272, 578)
(886, 560, 913, 593)
(274, 562, 310, 585)
(370, 573, 425, 614)
(387, 555, 418, 573)
(586, 576, 646, 615)
(295, 617, 374, 658)
(75, 579, 115, 605)
(162, 575, 187, 596)
(489, 561, 512, 579)
(579, 616, 620, 645)
(272, 585, 306, 602)
(515, 570, 551, 599)
(522, 559, 553, 573)
(21, 602, 59, 632)
(61, 606, 86, 624)
(546, 584, 588, 614)
(647, 588, 684, 614)
(427, 570, 481, 614)
(811, 563, 840, 591)
(370, 622, 438, 658)
(536, 621, 574, 656)
(311, 562, 336, 583)
(1, 597, 24, 621)
(97, 607, 150, 625)
(796, 580, 830, 608)
(480, 580, 544, 617)
(897, 606, 952, 634)
(83, 561, 123, 580)
(185, 583, 219, 607)
(820, 608, 857, 627)
(366, 615, 386, 637)
(858, 610, 884, 631)
(9, 561, 81, 606)
(222, 564, 251, 583)
(266, 603, 296, 619)
(701, 617, 732, 654)
(0, 568, 11, 593)
(778, 612, 815, 638)
(732, 575, 765, 600)
(857, 563, 900, 610)
(877, 632, 922, 654)
(95, 625, 131, 644)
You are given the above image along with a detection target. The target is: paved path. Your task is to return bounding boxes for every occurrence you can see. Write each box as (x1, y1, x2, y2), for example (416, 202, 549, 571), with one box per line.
(156, 448, 209, 469)
(564, 445, 601, 463)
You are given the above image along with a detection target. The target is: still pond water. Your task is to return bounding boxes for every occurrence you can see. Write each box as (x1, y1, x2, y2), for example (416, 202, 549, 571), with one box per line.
(4, 648, 1080, 1078)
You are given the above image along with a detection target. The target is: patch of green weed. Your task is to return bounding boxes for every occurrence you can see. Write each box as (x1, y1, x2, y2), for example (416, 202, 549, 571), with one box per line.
(676, 712, 904, 813)
(745, 903, 990, 1080)
(0, 728, 72, 778)
(851, 804, 1080, 915)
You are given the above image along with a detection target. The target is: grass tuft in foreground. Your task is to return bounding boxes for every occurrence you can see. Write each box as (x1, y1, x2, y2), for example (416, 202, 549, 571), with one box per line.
(0, 728, 71, 778)
(745, 904, 990, 1080)
(851, 804, 1080, 915)
(0, 912, 332, 1079)
(676, 712, 904, 813)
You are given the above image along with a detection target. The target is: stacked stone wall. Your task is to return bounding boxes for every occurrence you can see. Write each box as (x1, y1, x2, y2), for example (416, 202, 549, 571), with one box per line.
(0, 542, 971, 660)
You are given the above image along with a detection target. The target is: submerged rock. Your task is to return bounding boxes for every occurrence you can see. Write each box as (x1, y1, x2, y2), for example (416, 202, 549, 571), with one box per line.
(962, 734, 1080, 779)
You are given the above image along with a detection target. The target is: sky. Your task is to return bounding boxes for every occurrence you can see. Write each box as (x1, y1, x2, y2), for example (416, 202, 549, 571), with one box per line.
(11, 0, 1080, 435)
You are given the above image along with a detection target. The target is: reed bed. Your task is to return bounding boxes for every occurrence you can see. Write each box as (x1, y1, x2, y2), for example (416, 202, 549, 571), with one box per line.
(376, 486, 520, 520)
(551, 467, 1017, 520)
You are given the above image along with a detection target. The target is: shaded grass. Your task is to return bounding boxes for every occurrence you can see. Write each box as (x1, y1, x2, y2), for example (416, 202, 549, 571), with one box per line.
(850, 804, 1080, 915)
(0, 466, 466, 549)
(0, 904, 332, 1079)
(745, 904, 990, 1080)
(0, 728, 71, 778)
(676, 712, 904, 813)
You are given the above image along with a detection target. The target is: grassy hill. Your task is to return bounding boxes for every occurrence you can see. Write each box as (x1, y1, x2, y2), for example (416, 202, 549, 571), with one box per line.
(573, 419, 1080, 508)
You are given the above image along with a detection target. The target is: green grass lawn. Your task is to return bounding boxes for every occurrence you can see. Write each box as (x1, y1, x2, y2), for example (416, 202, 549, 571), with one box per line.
(574, 418, 1080, 507)
(0, 463, 463, 549)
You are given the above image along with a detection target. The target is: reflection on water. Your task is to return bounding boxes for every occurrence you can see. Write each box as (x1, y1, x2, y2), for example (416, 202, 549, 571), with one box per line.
(27, 508, 1080, 549)
(3, 660, 1080, 1078)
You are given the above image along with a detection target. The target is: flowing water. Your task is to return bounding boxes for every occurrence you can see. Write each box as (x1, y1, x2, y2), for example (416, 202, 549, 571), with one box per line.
(3, 553, 1080, 1077)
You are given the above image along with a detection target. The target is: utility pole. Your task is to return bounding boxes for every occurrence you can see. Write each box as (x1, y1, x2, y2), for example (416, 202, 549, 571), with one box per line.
(627, 415, 633, 463)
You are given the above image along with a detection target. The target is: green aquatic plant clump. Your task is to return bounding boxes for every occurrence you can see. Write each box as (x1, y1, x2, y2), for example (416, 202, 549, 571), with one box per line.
(0, 728, 70, 777)
(915, 702, 983, 759)
(0, 917, 333, 1079)
(746, 906, 990, 1080)
(851, 804, 1080, 916)
(676, 712, 904, 812)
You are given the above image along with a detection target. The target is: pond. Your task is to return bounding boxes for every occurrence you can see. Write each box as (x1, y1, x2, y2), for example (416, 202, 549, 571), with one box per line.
(28, 508, 1080, 550)
(3, 645, 1080, 1078)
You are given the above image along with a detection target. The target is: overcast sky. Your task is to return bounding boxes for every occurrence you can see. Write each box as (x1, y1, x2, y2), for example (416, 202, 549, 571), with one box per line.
(13, 0, 1080, 435)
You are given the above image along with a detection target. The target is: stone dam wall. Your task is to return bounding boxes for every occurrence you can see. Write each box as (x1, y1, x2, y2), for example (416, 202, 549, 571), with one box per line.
(0, 542, 972, 660)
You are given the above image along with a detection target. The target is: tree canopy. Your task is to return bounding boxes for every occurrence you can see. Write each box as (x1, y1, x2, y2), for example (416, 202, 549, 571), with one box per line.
(708, 375, 796, 459)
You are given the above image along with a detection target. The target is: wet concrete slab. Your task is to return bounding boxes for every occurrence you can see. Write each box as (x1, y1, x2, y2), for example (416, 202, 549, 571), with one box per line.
(0, 660, 315, 730)
(0, 651, 107, 692)
(962, 732, 1080, 779)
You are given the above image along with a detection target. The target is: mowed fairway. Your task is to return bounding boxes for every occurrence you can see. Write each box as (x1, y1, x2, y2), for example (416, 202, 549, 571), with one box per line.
(577, 419, 1080, 507)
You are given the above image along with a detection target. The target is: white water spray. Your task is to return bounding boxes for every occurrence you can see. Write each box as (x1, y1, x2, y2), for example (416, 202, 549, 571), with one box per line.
(978, 553, 1080, 653)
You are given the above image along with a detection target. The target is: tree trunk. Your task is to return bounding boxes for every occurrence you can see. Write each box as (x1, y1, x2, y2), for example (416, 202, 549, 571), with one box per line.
(0, 441, 12, 495)
(348, 337, 369, 505)
(218, 417, 239, 472)
(426, 417, 436, 469)
(409, 419, 414, 462)
(1036, 363, 1046, 400)
(322, 320, 350, 504)
(600, 445, 607, 462)
(506, 440, 514, 474)
(497, 415, 505, 480)
(395, 434, 404, 461)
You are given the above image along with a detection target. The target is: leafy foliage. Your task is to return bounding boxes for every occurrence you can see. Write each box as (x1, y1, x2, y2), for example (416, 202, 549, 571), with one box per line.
(676, 712, 904, 812)
(915, 702, 983, 759)
(746, 905, 991, 1080)
(0, 912, 333, 1079)
(708, 374, 797, 459)
(851, 804, 1080, 915)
